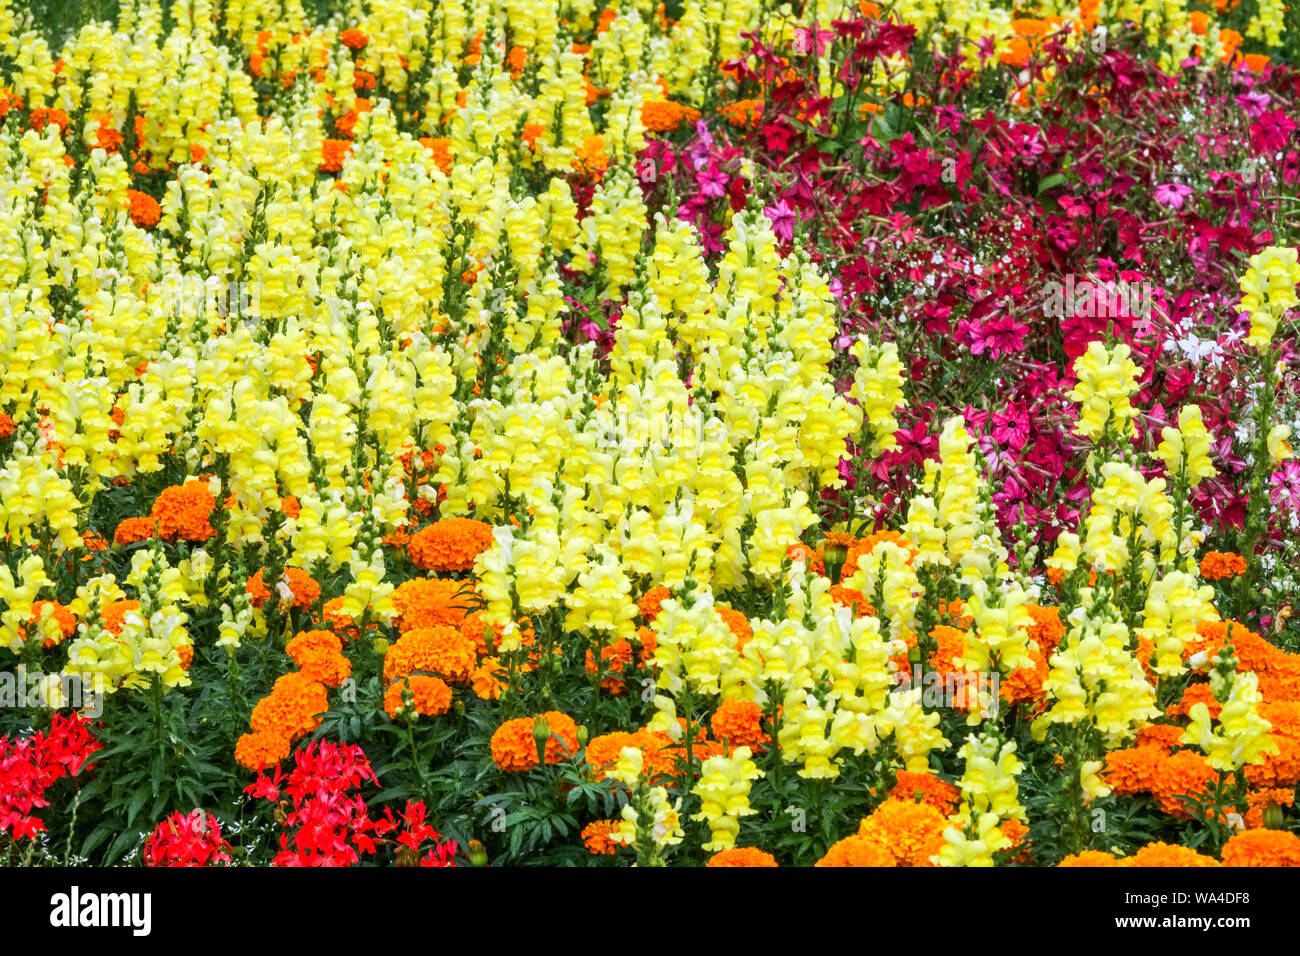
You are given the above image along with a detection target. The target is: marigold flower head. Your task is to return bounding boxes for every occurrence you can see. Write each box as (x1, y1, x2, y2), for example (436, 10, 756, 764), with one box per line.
(114, 516, 157, 546)
(407, 518, 495, 572)
(492, 712, 579, 771)
(102, 599, 142, 635)
(581, 819, 622, 855)
(1135, 724, 1187, 751)
(638, 586, 671, 623)
(383, 626, 477, 684)
(1150, 749, 1216, 818)
(1245, 702, 1300, 788)
(250, 672, 329, 743)
(888, 771, 961, 815)
(585, 638, 634, 693)
(126, 189, 161, 228)
(1058, 850, 1121, 866)
(715, 605, 753, 652)
(287, 630, 351, 686)
(1120, 842, 1220, 867)
(640, 99, 700, 133)
(1026, 604, 1065, 655)
(857, 798, 948, 866)
(150, 480, 216, 542)
(320, 138, 351, 173)
(720, 98, 764, 129)
(1200, 551, 1247, 581)
(235, 730, 291, 771)
(707, 847, 779, 866)
(1221, 828, 1300, 866)
(340, 27, 369, 49)
(710, 699, 769, 751)
(384, 675, 453, 720)
(393, 577, 478, 632)
(828, 585, 875, 617)
(470, 657, 507, 700)
(1245, 788, 1294, 828)
(419, 137, 453, 175)
(815, 833, 897, 867)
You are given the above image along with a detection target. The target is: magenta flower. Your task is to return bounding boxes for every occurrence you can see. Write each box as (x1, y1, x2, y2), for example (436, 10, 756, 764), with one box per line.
(1154, 182, 1194, 210)
(764, 199, 796, 241)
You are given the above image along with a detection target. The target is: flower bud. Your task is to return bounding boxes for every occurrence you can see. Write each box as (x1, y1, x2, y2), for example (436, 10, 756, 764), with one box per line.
(468, 839, 488, 866)
(533, 715, 552, 763)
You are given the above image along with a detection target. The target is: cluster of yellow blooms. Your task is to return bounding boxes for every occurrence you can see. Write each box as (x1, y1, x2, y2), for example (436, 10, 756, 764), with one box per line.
(939, 733, 1026, 867)
(691, 746, 762, 852)
(0, 0, 1297, 869)
(1239, 246, 1300, 355)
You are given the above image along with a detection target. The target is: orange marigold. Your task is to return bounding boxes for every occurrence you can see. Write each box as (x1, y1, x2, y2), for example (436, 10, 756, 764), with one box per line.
(573, 134, 609, 178)
(114, 515, 157, 546)
(126, 189, 160, 228)
(815, 833, 897, 867)
(419, 136, 453, 175)
(829, 585, 875, 617)
(710, 699, 769, 751)
(888, 770, 960, 816)
(1150, 750, 1216, 818)
(1103, 746, 1164, 794)
(638, 586, 671, 623)
(407, 518, 495, 572)
(1246, 702, 1300, 787)
(150, 479, 216, 542)
(235, 730, 291, 771)
(1058, 850, 1121, 866)
(706, 847, 779, 866)
(1221, 828, 1300, 866)
(1200, 551, 1247, 581)
(250, 672, 329, 743)
(491, 712, 579, 771)
(581, 819, 622, 855)
(340, 27, 369, 49)
(720, 98, 764, 129)
(715, 605, 753, 652)
(1026, 604, 1065, 655)
(320, 138, 351, 173)
(393, 577, 478, 632)
(287, 630, 351, 686)
(384, 675, 453, 719)
(857, 798, 948, 866)
(842, 529, 917, 578)
(585, 639, 634, 693)
(640, 98, 701, 132)
(101, 599, 142, 635)
(1120, 842, 1220, 867)
(1245, 788, 1295, 828)
(383, 626, 478, 684)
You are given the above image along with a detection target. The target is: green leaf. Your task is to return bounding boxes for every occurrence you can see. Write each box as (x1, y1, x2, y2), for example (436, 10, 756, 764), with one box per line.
(1036, 173, 1067, 195)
